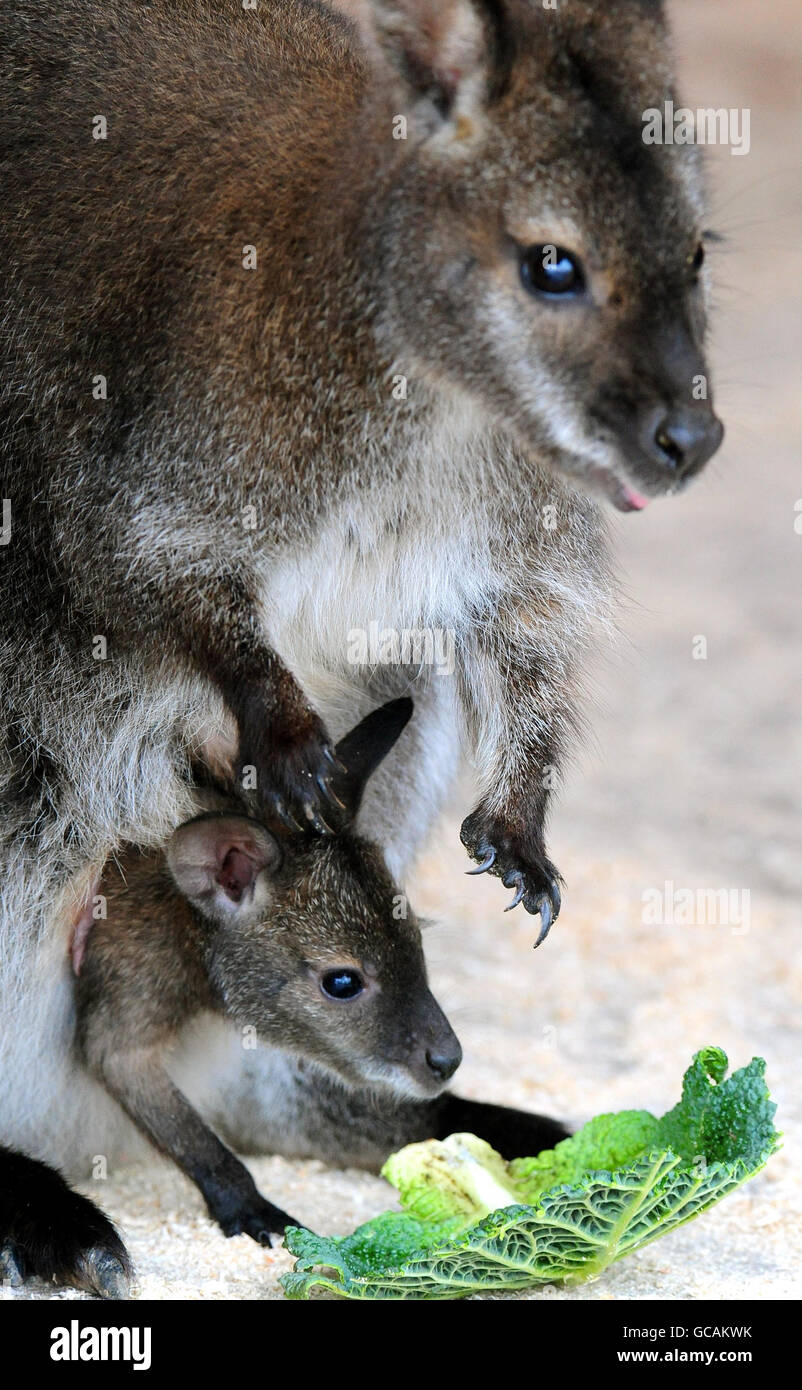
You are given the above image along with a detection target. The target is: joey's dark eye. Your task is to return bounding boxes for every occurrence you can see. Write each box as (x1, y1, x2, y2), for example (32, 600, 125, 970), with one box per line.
(320, 968, 364, 1001)
(689, 242, 705, 273)
(520, 244, 585, 298)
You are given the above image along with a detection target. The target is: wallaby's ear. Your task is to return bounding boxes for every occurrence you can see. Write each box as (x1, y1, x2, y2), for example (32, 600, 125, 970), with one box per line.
(166, 814, 281, 920)
(350, 0, 504, 130)
(332, 697, 414, 817)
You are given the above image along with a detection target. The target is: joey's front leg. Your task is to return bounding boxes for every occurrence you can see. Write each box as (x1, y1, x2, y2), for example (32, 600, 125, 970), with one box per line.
(457, 610, 572, 945)
(101, 1053, 302, 1245)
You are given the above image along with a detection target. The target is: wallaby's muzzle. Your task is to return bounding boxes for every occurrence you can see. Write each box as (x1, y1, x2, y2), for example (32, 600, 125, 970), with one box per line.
(609, 398, 724, 501)
(593, 319, 725, 506)
(396, 994, 463, 1096)
(424, 1039, 462, 1084)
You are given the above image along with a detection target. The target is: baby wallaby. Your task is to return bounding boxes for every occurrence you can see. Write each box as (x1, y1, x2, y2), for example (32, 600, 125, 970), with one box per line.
(72, 699, 461, 1243)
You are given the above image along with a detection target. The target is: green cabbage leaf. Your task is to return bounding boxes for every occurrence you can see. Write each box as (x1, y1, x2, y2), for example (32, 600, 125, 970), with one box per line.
(281, 1047, 779, 1300)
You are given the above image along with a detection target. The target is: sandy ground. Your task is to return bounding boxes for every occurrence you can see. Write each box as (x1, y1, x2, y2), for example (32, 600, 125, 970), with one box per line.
(5, 0, 800, 1301)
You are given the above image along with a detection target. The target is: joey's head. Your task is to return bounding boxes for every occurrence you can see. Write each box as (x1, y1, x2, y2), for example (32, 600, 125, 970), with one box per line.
(353, 0, 724, 509)
(167, 699, 462, 1099)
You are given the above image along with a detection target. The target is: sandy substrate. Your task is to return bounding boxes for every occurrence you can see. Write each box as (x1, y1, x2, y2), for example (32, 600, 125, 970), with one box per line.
(5, 0, 801, 1301)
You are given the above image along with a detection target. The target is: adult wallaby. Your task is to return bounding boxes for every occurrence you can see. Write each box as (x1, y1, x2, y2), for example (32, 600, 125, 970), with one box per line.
(0, 0, 722, 1292)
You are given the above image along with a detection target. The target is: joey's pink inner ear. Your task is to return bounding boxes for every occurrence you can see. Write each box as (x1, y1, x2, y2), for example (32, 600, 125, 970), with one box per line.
(217, 846, 261, 904)
(167, 814, 281, 912)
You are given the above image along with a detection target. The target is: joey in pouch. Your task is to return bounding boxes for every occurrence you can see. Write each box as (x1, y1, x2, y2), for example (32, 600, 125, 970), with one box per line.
(73, 701, 566, 1256)
(73, 699, 464, 1243)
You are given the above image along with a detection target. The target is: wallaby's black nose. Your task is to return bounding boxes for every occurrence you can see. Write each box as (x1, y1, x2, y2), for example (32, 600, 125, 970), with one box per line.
(649, 408, 724, 476)
(425, 1043, 462, 1082)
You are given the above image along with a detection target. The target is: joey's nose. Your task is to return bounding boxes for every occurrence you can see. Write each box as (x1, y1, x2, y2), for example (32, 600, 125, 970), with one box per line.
(647, 408, 724, 477)
(425, 1041, 462, 1082)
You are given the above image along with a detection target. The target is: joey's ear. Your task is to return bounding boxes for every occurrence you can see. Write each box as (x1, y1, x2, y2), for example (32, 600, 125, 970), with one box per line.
(166, 814, 282, 920)
(351, 0, 508, 129)
(331, 697, 414, 818)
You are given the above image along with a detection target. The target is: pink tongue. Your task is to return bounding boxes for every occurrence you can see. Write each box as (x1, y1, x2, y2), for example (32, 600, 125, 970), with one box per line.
(621, 485, 650, 511)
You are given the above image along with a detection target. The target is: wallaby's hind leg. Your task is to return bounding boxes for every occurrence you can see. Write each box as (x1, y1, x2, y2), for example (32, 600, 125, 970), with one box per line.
(429, 1094, 570, 1159)
(0, 1146, 131, 1298)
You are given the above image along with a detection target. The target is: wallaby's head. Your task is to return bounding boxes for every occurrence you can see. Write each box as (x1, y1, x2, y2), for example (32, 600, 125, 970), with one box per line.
(348, 0, 723, 509)
(167, 698, 461, 1099)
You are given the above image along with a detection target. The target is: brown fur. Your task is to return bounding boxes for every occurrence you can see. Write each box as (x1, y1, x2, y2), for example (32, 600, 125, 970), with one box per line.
(1, 0, 722, 1176)
(70, 765, 483, 1239)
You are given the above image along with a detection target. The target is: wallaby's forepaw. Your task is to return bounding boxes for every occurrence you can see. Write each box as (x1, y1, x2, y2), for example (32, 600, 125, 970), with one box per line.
(243, 724, 348, 838)
(0, 1148, 132, 1299)
(460, 809, 563, 946)
(217, 1197, 301, 1248)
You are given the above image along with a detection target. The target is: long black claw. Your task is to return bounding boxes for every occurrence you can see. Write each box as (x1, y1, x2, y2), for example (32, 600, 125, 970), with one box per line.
(533, 896, 554, 948)
(550, 880, 562, 917)
(504, 881, 526, 912)
(322, 745, 349, 775)
(466, 849, 496, 876)
(273, 797, 305, 833)
(316, 773, 346, 811)
(303, 803, 336, 836)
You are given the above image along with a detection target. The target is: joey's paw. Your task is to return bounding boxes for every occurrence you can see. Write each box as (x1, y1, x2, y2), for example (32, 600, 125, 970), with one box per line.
(460, 809, 563, 946)
(218, 1198, 302, 1248)
(245, 728, 348, 838)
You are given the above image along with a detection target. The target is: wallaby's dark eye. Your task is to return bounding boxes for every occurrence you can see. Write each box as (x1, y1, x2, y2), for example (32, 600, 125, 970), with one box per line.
(320, 968, 364, 1001)
(689, 242, 705, 273)
(520, 244, 585, 298)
